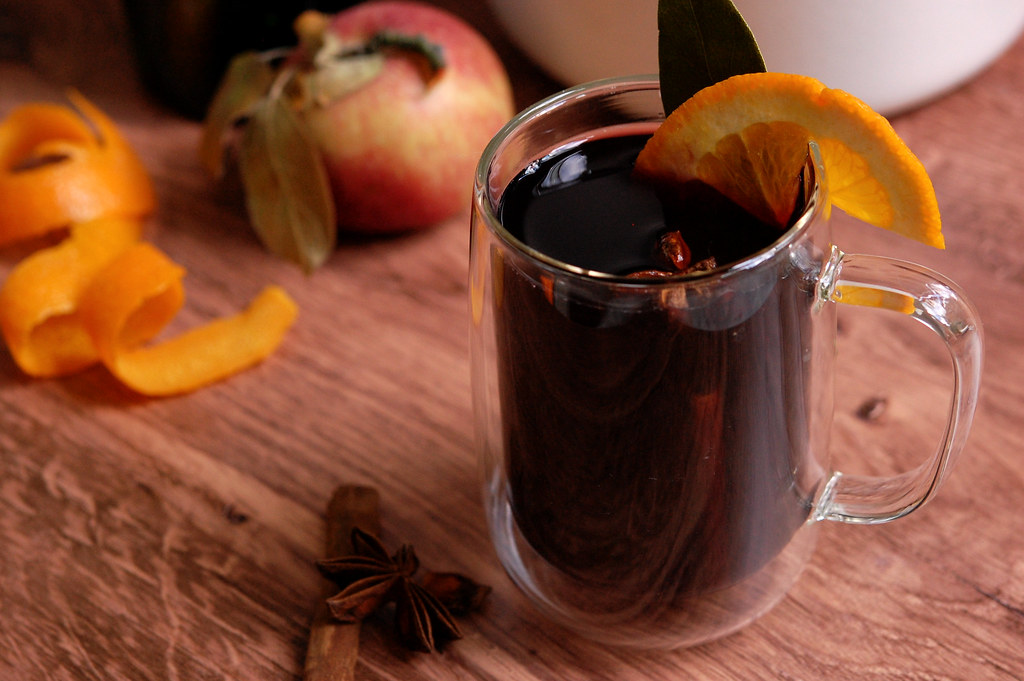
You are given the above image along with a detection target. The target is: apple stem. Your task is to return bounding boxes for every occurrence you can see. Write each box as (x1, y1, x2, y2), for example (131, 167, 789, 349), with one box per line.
(293, 11, 445, 84)
(267, 64, 298, 103)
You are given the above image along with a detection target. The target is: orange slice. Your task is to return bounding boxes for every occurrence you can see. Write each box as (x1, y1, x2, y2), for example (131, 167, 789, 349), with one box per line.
(635, 72, 943, 248)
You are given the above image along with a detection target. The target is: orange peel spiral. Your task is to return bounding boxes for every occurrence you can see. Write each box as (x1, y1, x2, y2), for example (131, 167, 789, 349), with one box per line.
(0, 216, 143, 376)
(0, 91, 156, 246)
(78, 243, 298, 396)
(0, 94, 297, 395)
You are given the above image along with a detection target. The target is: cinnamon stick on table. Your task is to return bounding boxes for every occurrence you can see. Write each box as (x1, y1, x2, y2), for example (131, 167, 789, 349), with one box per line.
(303, 485, 381, 681)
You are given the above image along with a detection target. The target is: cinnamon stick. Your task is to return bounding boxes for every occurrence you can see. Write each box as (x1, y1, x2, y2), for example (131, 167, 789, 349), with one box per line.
(303, 485, 381, 681)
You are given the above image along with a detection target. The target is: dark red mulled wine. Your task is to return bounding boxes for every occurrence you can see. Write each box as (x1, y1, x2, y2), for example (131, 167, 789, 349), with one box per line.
(497, 134, 784, 276)
(493, 133, 816, 606)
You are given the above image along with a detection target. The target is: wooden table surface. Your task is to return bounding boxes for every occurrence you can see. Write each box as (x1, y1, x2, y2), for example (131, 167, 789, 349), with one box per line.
(3, 2, 1023, 679)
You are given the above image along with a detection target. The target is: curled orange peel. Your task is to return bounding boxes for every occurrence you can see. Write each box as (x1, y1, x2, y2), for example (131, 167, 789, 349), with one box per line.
(0, 91, 156, 246)
(0, 95, 298, 395)
(78, 243, 298, 396)
(0, 216, 144, 376)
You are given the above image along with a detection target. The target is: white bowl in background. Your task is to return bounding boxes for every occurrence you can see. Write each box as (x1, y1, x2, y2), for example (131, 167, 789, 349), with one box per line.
(488, 0, 1024, 115)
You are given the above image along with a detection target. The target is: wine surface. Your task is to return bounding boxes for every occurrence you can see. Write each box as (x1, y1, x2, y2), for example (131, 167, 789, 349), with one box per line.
(497, 133, 783, 276)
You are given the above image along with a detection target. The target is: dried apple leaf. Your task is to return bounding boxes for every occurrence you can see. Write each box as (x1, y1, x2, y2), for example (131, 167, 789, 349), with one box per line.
(237, 97, 336, 273)
(301, 51, 385, 108)
(658, 0, 765, 116)
(199, 51, 277, 177)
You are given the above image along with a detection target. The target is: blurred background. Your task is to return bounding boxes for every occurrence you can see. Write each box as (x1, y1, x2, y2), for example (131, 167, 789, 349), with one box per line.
(4, 0, 1023, 120)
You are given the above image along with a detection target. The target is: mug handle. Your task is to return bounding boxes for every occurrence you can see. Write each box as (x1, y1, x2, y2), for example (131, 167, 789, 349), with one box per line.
(814, 246, 984, 524)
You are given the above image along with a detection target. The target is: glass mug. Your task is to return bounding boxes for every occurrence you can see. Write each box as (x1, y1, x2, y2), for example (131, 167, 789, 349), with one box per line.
(468, 77, 983, 649)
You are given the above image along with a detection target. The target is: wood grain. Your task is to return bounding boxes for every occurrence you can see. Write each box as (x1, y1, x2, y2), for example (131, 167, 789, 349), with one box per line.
(1, 1, 1023, 679)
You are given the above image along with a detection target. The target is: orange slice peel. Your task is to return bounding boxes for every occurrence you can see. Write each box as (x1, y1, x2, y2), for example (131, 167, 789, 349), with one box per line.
(77, 242, 298, 397)
(635, 72, 943, 248)
(0, 91, 156, 246)
(0, 216, 144, 376)
(0, 94, 298, 395)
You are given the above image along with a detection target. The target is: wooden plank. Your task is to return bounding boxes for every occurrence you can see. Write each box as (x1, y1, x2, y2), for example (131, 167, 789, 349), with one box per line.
(1, 1, 1022, 679)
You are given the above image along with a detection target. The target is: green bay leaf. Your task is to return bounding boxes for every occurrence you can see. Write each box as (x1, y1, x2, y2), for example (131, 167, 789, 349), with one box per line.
(658, 0, 765, 115)
(237, 97, 336, 273)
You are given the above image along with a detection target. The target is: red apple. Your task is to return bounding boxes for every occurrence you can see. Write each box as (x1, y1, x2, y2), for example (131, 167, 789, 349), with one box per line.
(201, 1, 515, 270)
(298, 1, 515, 234)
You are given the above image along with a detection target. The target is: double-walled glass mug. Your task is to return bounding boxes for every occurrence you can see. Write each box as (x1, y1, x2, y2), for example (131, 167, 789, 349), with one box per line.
(468, 77, 983, 649)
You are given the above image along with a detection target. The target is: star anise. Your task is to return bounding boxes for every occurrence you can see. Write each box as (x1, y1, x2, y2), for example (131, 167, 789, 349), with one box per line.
(316, 527, 490, 652)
